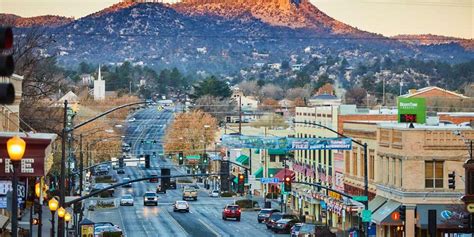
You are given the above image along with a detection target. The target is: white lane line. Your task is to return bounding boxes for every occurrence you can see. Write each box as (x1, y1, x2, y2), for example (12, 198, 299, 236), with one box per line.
(198, 218, 222, 237)
(161, 206, 189, 237)
(117, 205, 128, 235)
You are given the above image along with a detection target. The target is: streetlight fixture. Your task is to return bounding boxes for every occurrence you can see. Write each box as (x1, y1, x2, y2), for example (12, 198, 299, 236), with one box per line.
(48, 197, 59, 237)
(7, 135, 26, 237)
(57, 207, 66, 219)
(64, 212, 71, 231)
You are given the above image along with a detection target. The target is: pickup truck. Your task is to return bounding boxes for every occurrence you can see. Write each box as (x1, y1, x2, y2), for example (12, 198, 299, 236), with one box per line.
(182, 188, 198, 201)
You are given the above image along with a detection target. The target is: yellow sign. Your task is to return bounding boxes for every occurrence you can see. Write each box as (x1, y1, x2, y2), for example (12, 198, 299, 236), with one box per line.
(467, 203, 474, 213)
(81, 224, 94, 237)
(328, 191, 341, 200)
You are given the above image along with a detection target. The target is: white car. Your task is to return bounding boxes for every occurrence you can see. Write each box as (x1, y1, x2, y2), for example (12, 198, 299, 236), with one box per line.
(209, 190, 220, 197)
(120, 194, 134, 206)
(173, 201, 189, 212)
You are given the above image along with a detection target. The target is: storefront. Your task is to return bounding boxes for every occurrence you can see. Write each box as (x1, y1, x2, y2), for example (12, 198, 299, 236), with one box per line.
(371, 199, 403, 237)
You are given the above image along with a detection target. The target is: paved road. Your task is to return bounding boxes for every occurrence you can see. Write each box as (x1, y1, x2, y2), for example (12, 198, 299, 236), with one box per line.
(87, 106, 288, 237)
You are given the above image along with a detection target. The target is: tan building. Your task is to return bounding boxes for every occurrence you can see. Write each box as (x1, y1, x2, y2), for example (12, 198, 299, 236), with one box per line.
(0, 74, 23, 132)
(371, 123, 473, 237)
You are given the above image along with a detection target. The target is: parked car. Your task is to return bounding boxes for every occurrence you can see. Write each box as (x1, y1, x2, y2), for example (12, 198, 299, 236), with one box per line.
(272, 218, 299, 234)
(266, 213, 299, 229)
(120, 194, 134, 206)
(143, 192, 158, 206)
(209, 190, 220, 197)
(291, 223, 304, 237)
(94, 225, 123, 237)
(173, 201, 189, 212)
(122, 177, 132, 188)
(257, 208, 280, 223)
(156, 184, 166, 194)
(117, 168, 125, 174)
(222, 204, 241, 221)
(297, 224, 328, 237)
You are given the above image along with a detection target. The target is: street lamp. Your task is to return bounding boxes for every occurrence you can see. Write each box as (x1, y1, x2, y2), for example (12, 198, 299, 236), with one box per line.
(48, 198, 59, 237)
(57, 207, 66, 219)
(7, 136, 26, 237)
(64, 212, 71, 231)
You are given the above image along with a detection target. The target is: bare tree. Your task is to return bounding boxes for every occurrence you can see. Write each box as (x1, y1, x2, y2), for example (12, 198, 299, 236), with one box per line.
(286, 87, 311, 100)
(260, 84, 284, 100)
(193, 95, 236, 122)
(238, 80, 259, 96)
(345, 87, 367, 106)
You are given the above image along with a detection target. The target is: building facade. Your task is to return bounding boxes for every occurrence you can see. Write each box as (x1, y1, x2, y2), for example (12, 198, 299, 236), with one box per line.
(0, 74, 23, 132)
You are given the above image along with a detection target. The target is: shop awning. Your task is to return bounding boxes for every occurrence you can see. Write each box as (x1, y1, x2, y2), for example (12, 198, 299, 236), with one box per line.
(0, 215, 8, 229)
(274, 168, 295, 181)
(254, 167, 263, 178)
(268, 168, 281, 177)
(369, 196, 387, 212)
(236, 155, 249, 165)
(268, 149, 287, 155)
(417, 204, 465, 229)
(371, 200, 402, 225)
(233, 176, 238, 184)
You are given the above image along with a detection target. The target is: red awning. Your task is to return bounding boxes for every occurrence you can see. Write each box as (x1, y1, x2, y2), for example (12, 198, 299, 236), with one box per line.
(274, 168, 295, 181)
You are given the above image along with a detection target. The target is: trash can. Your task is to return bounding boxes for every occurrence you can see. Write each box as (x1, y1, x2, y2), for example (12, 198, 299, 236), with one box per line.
(264, 201, 272, 208)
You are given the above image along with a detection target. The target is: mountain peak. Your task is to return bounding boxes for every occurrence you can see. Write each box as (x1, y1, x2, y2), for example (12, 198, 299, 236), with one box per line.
(174, 0, 362, 34)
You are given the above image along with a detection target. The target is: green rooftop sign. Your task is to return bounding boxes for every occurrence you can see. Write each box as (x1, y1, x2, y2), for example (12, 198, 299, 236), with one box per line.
(186, 155, 200, 160)
(397, 98, 426, 124)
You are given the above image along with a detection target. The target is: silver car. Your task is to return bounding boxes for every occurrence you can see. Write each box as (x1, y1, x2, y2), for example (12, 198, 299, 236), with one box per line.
(173, 201, 189, 212)
(120, 194, 134, 206)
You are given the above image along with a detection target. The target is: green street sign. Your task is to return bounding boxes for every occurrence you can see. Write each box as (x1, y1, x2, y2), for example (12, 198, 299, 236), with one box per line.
(353, 196, 368, 202)
(362, 210, 372, 222)
(186, 155, 200, 160)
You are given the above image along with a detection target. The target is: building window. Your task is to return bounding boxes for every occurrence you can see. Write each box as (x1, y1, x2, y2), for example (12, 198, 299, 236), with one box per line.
(345, 151, 350, 174)
(352, 150, 358, 176)
(270, 155, 276, 162)
(425, 161, 444, 188)
(369, 150, 375, 181)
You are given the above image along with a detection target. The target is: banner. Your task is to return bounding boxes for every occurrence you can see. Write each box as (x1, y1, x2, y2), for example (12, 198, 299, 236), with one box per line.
(397, 98, 426, 124)
(221, 135, 352, 150)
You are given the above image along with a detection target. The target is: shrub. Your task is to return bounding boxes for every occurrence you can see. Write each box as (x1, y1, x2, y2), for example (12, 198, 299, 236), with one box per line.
(220, 191, 236, 197)
(235, 199, 259, 208)
(265, 193, 279, 199)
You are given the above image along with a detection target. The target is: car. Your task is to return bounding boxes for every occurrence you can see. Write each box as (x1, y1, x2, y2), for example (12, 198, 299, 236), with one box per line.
(183, 187, 198, 201)
(94, 225, 123, 237)
(122, 177, 132, 188)
(156, 184, 166, 194)
(209, 190, 220, 197)
(291, 223, 304, 237)
(120, 194, 134, 206)
(143, 192, 158, 206)
(149, 174, 159, 183)
(222, 204, 241, 221)
(173, 201, 189, 212)
(117, 168, 125, 174)
(266, 213, 299, 229)
(272, 218, 299, 234)
(257, 208, 280, 223)
(169, 179, 177, 189)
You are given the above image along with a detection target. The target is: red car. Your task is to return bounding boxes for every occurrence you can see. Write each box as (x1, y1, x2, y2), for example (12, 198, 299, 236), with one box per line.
(222, 204, 241, 221)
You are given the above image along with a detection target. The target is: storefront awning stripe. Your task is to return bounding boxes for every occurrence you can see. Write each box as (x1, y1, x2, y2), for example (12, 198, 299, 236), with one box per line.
(369, 196, 388, 212)
(236, 155, 249, 165)
(268, 149, 287, 155)
(371, 200, 401, 225)
(254, 167, 263, 178)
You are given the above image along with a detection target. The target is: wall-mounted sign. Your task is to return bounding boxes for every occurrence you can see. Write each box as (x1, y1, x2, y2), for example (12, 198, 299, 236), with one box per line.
(397, 98, 426, 124)
(221, 135, 352, 150)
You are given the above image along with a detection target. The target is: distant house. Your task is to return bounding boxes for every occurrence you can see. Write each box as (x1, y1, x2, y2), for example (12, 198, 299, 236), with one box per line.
(308, 94, 341, 106)
(291, 64, 304, 71)
(196, 47, 207, 54)
(400, 86, 468, 99)
(231, 89, 259, 111)
(54, 91, 79, 107)
(80, 74, 94, 85)
(399, 86, 472, 112)
(268, 63, 281, 70)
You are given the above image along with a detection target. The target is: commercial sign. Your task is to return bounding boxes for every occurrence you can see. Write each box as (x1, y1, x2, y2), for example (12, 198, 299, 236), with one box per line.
(0, 133, 57, 177)
(397, 98, 426, 124)
(260, 178, 279, 184)
(221, 135, 352, 150)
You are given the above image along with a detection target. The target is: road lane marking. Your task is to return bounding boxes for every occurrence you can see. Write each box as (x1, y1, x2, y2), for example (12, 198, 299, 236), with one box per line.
(198, 218, 221, 237)
(161, 206, 189, 236)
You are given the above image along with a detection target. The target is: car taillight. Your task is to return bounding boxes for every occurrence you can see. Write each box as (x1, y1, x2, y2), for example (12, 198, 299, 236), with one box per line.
(237, 209, 241, 213)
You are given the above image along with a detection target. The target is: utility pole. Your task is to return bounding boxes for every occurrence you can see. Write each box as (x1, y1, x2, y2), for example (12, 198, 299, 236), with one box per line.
(238, 95, 242, 134)
(382, 77, 386, 106)
(59, 100, 67, 237)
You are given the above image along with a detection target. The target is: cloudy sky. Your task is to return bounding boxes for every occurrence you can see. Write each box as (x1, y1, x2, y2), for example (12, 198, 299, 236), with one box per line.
(0, 0, 472, 38)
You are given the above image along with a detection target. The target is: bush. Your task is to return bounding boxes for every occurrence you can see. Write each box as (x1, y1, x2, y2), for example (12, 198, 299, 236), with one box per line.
(235, 199, 259, 208)
(220, 191, 236, 197)
(265, 193, 279, 199)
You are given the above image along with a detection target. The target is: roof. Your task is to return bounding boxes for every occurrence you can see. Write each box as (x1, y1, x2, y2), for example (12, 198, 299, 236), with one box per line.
(310, 94, 339, 100)
(274, 168, 295, 180)
(236, 154, 249, 165)
(378, 122, 474, 130)
(400, 86, 468, 99)
(57, 91, 79, 103)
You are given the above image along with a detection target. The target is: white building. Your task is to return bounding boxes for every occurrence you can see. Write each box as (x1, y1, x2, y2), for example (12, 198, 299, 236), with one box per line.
(231, 89, 259, 111)
(93, 65, 105, 101)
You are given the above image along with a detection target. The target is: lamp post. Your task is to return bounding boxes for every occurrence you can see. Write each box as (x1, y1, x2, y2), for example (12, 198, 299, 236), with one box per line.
(48, 198, 58, 237)
(64, 212, 71, 233)
(7, 136, 26, 237)
(35, 180, 47, 237)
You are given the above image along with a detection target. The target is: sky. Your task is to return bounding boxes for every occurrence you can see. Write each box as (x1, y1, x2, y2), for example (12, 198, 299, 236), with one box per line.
(0, 0, 472, 39)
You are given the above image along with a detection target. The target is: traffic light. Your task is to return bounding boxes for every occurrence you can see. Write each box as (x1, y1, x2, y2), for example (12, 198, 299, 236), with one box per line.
(0, 27, 14, 77)
(153, 140, 157, 144)
(203, 153, 208, 164)
(238, 173, 245, 193)
(31, 218, 40, 225)
(284, 176, 292, 192)
(448, 171, 456, 190)
(399, 205, 406, 221)
(145, 154, 150, 168)
(178, 152, 184, 165)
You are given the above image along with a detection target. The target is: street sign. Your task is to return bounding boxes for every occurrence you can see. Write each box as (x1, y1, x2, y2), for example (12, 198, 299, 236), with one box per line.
(467, 203, 474, 213)
(353, 196, 368, 202)
(362, 210, 372, 222)
(260, 178, 279, 184)
(186, 155, 200, 160)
